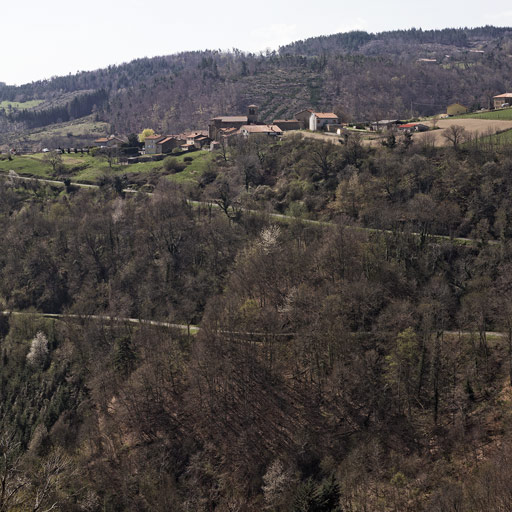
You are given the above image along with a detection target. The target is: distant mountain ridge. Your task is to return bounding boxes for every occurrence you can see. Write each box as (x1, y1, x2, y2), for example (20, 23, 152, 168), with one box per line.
(1, 25, 512, 145)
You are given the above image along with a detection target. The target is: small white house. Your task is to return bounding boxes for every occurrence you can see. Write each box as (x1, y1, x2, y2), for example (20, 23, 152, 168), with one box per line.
(309, 112, 339, 131)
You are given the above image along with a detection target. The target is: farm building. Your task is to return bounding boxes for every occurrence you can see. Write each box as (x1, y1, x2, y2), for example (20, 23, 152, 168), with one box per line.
(240, 124, 283, 138)
(398, 123, 429, 132)
(493, 93, 512, 109)
(309, 112, 339, 131)
(294, 109, 339, 131)
(370, 120, 402, 131)
(273, 119, 301, 131)
(295, 109, 314, 129)
(209, 105, 259, 140)
(94, 135, 125, 148)
(447, 103, 468, 116)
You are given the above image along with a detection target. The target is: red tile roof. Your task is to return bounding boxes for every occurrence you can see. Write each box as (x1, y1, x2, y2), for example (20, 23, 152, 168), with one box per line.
(157, 136, 175, 144)
(313, 112, 339, 119)
(494, 93, 512, 98)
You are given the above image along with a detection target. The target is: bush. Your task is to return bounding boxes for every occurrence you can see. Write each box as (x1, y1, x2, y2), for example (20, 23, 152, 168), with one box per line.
(163, 157, 186, 173)
(184, 156, 193, 162)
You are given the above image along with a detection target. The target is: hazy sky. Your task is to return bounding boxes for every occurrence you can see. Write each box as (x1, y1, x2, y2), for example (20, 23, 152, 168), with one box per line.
(2, 0, 512, 85)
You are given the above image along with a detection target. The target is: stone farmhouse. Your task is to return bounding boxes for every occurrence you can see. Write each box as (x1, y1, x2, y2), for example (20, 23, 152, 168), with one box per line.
(273, 119, 301, 131)
(144, 131, 211, 155)
(493, 93, 512, 109)
(144, 134, 182, 155)
(294, 109, 340, 131)
(94, 135, 126, 148)
(208, 105, 259, 140)
(240, 125, 283, 138)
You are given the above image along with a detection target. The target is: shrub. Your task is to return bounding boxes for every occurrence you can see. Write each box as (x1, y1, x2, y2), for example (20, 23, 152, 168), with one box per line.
(184, 156, 193, 162)
(163, 156, 186, 173)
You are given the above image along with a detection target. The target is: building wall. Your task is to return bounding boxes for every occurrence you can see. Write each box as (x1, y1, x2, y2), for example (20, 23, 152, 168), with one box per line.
(209, 120, 247, 140)
(159, 139, 179, 154)
(145, 138, 164, 155)
(310, 116, 338, 131)
(296, 111, 312, 129)
(274, 121, 301, 131)
(494, 97, 512, 109)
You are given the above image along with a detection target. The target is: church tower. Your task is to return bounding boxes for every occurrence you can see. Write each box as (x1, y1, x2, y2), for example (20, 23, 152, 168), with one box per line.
(247, 104, 258, 124)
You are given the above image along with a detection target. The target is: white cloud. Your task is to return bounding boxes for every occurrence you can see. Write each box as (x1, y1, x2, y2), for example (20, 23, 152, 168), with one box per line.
(248, 23, 300, 52)
(336, 17, 369, 34)
(484, 10, 512, 22)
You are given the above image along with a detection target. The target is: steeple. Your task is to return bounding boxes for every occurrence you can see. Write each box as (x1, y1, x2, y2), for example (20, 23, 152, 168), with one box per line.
(247, 104, 258, 124)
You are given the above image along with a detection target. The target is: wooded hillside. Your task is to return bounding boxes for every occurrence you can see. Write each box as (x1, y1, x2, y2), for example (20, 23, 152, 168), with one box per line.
(2, 132, 512, 509)
(1, 26, 512, 143)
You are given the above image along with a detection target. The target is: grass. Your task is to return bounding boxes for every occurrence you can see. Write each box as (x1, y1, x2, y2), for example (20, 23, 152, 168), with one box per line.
(0, 99, 45, 110)
(25, 116, 109, 141)
(454, 108, 512, 121)
(0, 155, 52, 177)
(469, 128, 512, 146)
(0, 150, 215, 185)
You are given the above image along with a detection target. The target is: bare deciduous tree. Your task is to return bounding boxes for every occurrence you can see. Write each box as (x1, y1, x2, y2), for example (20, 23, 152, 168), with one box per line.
(442, 124, 468, 149)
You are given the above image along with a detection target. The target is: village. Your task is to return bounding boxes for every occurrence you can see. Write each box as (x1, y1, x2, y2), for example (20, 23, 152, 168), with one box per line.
(90, 91, 512, 161)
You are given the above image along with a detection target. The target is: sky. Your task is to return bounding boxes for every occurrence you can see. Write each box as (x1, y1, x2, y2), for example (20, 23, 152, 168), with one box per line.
(2, 0, 512, 85)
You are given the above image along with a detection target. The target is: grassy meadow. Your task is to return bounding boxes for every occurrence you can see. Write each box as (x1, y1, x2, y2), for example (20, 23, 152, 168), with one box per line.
(0, 150, 215, 185)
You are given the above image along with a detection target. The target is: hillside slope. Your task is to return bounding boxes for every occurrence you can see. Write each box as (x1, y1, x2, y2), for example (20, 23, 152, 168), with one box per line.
(1, 26, 512, 143)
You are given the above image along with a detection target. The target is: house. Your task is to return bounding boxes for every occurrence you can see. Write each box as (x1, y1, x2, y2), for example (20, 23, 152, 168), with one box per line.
(295, 109, 314, 129)
(398, 123, 429, 133)
(493, 93, 512, 109)
(370, 120, 402, 131)
(183, 130, 211, 149)
(309, 112, 339, 131)
(94, 135, 125, 148)
(240, 125, 283, 138)
(273, 119, 301, 131)
(447, 103, 468, 116)
(208, 105, 259, 140)
(156, 136, 181, 154)
(294, 109, 340, 131)
(144, 135, 165, 155)
(219, 127, 240, 139)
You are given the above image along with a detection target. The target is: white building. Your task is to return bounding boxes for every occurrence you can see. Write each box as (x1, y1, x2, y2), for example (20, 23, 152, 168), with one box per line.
(309, 112, 340, 131)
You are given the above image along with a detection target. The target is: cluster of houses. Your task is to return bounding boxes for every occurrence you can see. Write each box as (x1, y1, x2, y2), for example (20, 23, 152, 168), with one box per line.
(132, 105, 343, 156)
(92, 92, 512, 157)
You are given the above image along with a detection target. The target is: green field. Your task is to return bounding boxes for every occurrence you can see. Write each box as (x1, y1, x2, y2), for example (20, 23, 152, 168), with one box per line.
(472, 128, 512, 146)
(0, 150, 215, 185)
(25, 116, 110, 141)
(0, 99, 45, 110)
(454, 108, 512, 120)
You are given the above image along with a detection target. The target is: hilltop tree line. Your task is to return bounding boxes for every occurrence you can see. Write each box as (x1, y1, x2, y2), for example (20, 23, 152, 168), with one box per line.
(278, 26, 512, 55)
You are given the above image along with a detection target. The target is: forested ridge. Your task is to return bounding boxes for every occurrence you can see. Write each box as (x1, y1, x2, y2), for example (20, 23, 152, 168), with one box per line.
(2, 131, 512, 510)
(1, 25, 512, 142)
